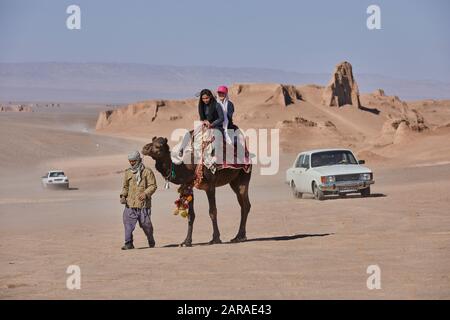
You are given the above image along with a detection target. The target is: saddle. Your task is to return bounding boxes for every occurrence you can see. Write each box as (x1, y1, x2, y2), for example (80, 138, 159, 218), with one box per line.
(171, 125, 251, 188)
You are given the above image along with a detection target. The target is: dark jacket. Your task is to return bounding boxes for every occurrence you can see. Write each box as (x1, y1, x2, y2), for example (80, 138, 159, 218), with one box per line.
(199, 100, 236, 129)
(199, 102, 223, 128)
(223, 101, 235, 129)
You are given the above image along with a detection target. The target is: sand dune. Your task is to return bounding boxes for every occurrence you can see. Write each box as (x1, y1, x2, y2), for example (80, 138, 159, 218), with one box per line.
(1, 64, 449, 299)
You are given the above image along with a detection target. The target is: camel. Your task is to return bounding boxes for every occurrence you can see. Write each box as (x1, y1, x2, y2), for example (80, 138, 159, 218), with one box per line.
(142, 136, 252, 247)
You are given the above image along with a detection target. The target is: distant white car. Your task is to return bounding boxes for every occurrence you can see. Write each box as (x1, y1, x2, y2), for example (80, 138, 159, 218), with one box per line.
(286, 149, 374, 200)
(41, 170, 69, 189)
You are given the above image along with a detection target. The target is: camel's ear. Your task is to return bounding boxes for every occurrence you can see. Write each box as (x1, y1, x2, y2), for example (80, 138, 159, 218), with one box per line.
(163, 138, 168, 144)
(152, 136, 157, 141)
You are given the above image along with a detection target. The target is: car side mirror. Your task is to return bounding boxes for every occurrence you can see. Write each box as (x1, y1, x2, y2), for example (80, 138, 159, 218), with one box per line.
(358, 160, 365, 164)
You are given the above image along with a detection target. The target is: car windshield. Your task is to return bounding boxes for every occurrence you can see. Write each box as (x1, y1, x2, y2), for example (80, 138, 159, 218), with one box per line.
(49, 172, 65, 177)
(311, 151, 357, 167)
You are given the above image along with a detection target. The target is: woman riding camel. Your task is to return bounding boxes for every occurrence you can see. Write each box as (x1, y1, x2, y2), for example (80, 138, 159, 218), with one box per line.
(172, 89, 224, 163)
(194, 86, 246, 165)
(198, 88, 224, 130)
(215, 85, 235, 144)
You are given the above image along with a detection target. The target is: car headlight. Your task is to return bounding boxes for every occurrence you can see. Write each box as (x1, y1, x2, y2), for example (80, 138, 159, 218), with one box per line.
(360, 173, 372, 181)
(321, 176, 336, 184)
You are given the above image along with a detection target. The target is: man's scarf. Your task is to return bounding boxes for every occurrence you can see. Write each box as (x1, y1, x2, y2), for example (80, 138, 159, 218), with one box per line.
(130, 160, 145, 185)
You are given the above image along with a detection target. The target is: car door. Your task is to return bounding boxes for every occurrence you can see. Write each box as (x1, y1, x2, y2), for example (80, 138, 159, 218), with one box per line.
(291, 154, 304, 191)
(300, 154, 312, 192)
(287, 154, 299, 183)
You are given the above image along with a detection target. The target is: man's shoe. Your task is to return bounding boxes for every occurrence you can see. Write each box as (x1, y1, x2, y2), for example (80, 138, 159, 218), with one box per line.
(148, 241, 155, 248)
(121, 243, 134, 250)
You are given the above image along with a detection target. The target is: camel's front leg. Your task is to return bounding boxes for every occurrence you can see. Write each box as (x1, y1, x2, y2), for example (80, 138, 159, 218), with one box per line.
(206, 188, 221, 244)
(180, 196, 195, 247)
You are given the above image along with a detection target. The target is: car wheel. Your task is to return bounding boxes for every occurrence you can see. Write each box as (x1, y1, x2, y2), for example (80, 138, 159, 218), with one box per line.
(313, 182, 325, 201)
(360, 186, 371, 197)
(291, 181, 302, 198)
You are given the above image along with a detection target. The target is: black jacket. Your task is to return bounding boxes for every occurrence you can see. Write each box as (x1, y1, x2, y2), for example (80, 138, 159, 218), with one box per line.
(199, 102, 222, 128)
(199, 101, 235, 129)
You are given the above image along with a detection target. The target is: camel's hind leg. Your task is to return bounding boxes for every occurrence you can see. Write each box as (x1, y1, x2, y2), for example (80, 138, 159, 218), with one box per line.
(206, 187, 222, 244)
(229, 170, 251, 243)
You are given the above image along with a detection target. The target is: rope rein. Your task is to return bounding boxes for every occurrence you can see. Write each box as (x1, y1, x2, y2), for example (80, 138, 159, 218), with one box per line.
(193, 124, 214, 188)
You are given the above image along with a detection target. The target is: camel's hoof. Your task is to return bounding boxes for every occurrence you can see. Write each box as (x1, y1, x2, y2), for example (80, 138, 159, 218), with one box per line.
(180, 241, 192, 247)
(230, 236, 247, 243)
(208, 238, 222, 245)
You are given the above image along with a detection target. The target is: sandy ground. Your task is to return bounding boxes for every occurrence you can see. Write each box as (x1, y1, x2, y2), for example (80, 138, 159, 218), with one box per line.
(0, 103, 449, 299)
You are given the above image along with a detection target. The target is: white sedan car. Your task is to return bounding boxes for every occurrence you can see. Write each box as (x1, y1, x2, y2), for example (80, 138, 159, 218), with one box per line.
(41, 170, 69, 189)
(286, 149, 374, 200)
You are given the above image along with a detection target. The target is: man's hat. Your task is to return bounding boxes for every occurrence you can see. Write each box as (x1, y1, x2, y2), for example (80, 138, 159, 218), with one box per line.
(128, 151, 141, 161)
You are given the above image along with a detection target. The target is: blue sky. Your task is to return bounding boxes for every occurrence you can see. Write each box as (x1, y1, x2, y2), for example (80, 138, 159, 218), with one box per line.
(0, 0, 449, 81)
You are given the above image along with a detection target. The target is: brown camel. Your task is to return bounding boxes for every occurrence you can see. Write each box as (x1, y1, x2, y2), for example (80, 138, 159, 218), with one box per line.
(142, 136, 252, 246)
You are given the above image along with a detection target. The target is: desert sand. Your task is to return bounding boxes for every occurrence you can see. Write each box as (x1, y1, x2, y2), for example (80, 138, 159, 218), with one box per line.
(1, 67, 450, 299)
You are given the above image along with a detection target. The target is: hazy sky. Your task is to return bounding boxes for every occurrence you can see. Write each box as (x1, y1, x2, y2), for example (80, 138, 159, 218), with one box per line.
(1, 0, 449, 81)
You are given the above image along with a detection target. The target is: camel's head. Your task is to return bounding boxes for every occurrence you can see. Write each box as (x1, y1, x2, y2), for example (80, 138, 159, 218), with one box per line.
(142, 136, 170, 160)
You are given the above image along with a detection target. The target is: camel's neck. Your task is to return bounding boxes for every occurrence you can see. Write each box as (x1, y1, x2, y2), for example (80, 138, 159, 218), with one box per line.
(154, 152, 196, 185)
(155, 154, 173, 180)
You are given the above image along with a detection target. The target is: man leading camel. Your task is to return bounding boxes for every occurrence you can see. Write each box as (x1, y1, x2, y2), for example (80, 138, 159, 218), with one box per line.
(120, 151, 157, 250)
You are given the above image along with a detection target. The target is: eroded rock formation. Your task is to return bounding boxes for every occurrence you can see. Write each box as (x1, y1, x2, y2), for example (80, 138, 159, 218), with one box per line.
(322, 61, 361, 107)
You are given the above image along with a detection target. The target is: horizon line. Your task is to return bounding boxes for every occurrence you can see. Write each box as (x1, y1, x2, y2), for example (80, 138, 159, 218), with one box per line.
(1, 61, 449, 84)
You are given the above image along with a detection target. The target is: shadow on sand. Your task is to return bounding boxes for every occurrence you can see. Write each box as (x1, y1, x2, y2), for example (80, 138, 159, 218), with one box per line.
(43, 186, 79, 191)
(150, 233, 333, 249)
(323, 193, 386, 201)
(358, 105, 381, 115)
